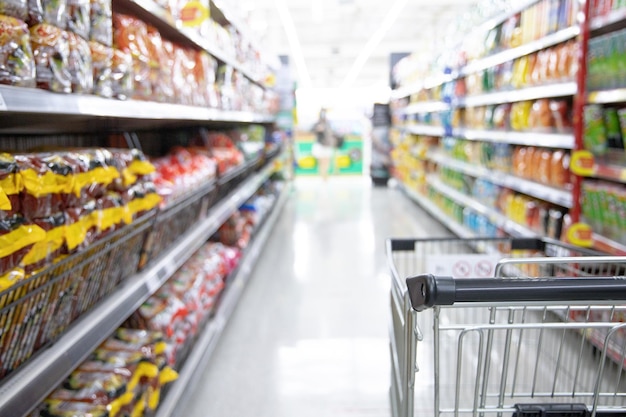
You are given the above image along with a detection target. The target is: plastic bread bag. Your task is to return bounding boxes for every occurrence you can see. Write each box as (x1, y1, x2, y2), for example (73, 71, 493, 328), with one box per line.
(67, 31, 93, 93)
(112, 13, 151, 100)
(64, 199, 97, 252)
(89, 40, 112, 98)
(0, 0, 27, 20)
(40, 0, 66, 28)
(67, 0, 90, 40)
(0, 15, 36, 87)
(110, 47, 132, 100)
(30, 24, 71, 93)
(89, 0, 111, 46)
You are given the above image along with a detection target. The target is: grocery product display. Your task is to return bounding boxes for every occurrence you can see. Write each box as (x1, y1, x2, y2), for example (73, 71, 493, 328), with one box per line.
(391, 0, 626, 254)
(0, 0, 286, 413)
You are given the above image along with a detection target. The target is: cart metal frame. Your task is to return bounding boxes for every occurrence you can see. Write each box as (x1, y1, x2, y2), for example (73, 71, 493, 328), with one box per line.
(387, 237, 626, 417)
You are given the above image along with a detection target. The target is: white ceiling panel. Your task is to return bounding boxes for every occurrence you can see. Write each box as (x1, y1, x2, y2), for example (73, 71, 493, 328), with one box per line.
(243, 0, 479, 89)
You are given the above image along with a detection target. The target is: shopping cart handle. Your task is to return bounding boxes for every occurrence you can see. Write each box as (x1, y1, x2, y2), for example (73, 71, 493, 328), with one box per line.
(406, 274, 626, 312)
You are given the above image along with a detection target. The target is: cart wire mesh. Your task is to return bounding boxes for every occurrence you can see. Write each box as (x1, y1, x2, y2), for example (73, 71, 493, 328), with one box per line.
(387, 237, 626, 417)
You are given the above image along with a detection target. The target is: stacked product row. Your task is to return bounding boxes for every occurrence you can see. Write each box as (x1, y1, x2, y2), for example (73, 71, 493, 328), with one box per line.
(28, 180, 282, 417)
(392, 0, 626, 253)
(0, 0, 278, 114)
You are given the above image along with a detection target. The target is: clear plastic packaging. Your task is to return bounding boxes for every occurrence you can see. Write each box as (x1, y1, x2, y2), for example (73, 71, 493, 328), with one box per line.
(0, 15, 36, 87)
(30, 23, 71, 93)
(89, 40, 112, 97)
(67, 0, 90, 39)
(67, 31, 93, 93)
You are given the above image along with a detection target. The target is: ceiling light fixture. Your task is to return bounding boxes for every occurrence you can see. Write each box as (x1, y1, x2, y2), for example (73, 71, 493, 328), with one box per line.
(340, 0, 407, 89)
(275, 0, 312, 89)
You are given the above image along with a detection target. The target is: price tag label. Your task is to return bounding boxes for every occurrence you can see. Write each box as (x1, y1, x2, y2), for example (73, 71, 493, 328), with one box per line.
(566, 223, 594, 247)
(0, 93, 7, 111)
(570, 150, 596, 177)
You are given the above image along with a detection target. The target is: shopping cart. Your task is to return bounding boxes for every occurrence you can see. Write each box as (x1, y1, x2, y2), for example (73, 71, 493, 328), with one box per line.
(387, 237, 626, 417)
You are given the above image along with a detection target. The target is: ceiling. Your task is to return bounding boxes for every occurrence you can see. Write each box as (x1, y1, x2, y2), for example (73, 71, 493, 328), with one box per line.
(239, 0, 480, 90)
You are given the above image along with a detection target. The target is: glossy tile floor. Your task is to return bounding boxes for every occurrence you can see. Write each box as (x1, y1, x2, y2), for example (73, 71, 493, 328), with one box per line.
(181, 176, 452, 417)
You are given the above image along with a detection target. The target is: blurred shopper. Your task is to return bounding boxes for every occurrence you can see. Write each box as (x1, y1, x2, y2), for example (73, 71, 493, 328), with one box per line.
(312, 108, 337, 180)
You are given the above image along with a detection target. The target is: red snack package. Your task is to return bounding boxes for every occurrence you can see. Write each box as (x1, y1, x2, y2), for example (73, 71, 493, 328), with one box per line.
(17, 154, 71, 219)
(0, 15, 36, 87)
(30, 24, 71, 93)
(21, 211, 66, 273)
(112, 13, 151, 100)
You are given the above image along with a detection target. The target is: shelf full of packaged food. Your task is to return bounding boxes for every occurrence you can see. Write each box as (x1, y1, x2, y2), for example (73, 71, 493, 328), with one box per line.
(0, 156, 282, 417)
(592, 233, 626, 256)
(210, 0, 281, 72)
(576, 150, 626, 183)
(402, 101, 451, 115)
(453, 127, 575, 149)
(396, 180, 475, 239)
(427, 175, 537, 238)
(587, 88, 626, 104)
(456, 82, 578, 107)
(0, 85, 275, 134)
(429, 152, 574, 208)
(460, 26, 581, 77)
(590, 7, 626, 34)
(154, 179, 290, 417)
(391, 73, 456, 100)
(113, 0, 269, 87)
(403, 124, 447, 137)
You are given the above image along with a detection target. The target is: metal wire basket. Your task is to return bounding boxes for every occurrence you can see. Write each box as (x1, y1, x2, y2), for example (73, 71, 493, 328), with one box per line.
(0, 210, 155, 378)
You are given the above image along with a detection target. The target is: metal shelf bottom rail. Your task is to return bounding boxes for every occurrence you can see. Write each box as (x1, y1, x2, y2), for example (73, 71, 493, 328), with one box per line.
(0, 156, 281, 417)
(154, 180, 291, 417)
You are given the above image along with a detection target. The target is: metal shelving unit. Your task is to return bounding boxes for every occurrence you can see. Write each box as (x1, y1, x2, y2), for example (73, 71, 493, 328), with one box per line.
(403, 101, 450, 115)
(403, 124, 447, 137)
(0, 156, 283, 417)
(457, 82, 578, 107)
(460, 26, 581, 77)
(154, 179, 290, 417)
(113, 0, 269, 87)
(587, 88, 626, 105)
(0, 85, 274, 134)
(454, 128, 575, 148)
(397, 181, 475, 239)
(590, 7, 626, 33)
(429, 152, 574, 207)
(427, 175, 537, 238)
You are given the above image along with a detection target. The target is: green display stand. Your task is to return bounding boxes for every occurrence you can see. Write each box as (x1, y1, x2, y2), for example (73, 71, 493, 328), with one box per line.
(295, 135, 363, 176)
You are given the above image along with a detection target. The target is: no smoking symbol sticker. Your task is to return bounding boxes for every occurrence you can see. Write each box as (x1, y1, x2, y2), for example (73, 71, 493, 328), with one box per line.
(453, 261, 471, 277)
(475, 260, 493, 277)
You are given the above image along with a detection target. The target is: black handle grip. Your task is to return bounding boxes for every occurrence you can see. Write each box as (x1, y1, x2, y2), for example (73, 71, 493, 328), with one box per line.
(406, 274, 626, 312)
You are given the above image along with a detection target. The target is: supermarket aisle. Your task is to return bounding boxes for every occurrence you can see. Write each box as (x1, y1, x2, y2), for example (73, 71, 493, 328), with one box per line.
(181, 176, 452, 417)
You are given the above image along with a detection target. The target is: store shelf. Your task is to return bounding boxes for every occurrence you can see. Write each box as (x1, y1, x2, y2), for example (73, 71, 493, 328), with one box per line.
(154, 180, 290, 417)
(457, 82, 578, 107)
(403, 124, 447, 137)
(587, 88, 626, 104)
(396, 181, 475, 239)
(113, 0, 268, 87)
(454, 128, 575, 149)
(0, 85, 275, 134)
(391, 73, 456, 100)
(210, 0, 280, 71)
(0, 158, 281, 417)
(460, 26, 581, 77)
(590, 7, 626, 34)
(581, 151, 626, 182)
(592, 233, 626, 256)
(429, 152, 574, 208)
(427, 175, 537, 238)
(403, 101, 451, 115)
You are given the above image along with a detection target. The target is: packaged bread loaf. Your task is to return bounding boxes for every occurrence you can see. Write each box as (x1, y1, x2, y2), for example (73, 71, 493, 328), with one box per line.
(0, 15, 36, 87)
(30, 23, 71, 93)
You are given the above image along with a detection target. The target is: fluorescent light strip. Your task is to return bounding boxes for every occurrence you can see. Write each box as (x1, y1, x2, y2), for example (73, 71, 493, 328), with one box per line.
(274, 0, 312, 89)
(341, 0, 408, 89)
